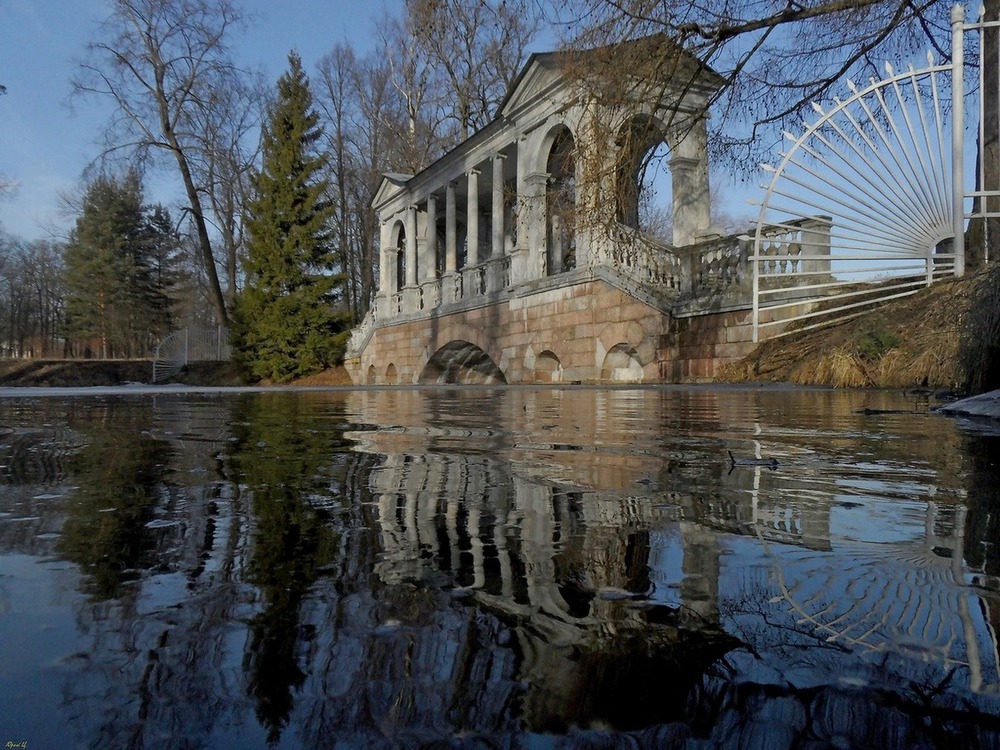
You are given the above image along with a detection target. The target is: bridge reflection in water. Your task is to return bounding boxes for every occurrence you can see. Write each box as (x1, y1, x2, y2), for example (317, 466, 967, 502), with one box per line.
(348, 387, 1000, 744)
(1, 387, 999, 747)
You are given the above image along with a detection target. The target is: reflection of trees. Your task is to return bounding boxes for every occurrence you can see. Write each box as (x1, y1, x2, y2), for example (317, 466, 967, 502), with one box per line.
(228, 394, 347, 744)
(962, 432, 1000, 579)
(57, 402, 167, 599)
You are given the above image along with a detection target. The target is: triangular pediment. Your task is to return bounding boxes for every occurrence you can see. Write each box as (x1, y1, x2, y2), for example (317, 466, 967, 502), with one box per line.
(497, 52, 567, 120)
(498, 36, 722, 123)
(372, 173, 413, 210)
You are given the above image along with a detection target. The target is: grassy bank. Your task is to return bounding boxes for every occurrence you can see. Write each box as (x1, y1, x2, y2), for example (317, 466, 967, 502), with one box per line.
(0, 359, 248, 387)
(718, 275, 979, 391)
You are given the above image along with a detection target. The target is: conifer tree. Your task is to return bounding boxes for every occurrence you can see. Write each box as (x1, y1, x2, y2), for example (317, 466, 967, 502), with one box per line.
(234, 52, 350, 382)
(63, 172, 178, 357)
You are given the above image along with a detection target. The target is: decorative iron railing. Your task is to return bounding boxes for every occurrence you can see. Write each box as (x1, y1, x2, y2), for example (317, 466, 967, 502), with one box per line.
(748, 5, 997, 341)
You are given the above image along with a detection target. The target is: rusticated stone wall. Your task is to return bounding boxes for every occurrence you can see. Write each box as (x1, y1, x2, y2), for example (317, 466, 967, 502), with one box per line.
(345, 274, 761, 385)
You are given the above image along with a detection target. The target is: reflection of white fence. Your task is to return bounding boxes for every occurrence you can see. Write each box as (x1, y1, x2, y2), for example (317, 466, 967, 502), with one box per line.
(152, 326, 232, 383)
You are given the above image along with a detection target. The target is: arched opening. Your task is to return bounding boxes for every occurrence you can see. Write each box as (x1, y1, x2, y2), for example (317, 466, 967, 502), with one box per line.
(435, 213, 446, 278)
(385, 363, 398, 384)
(600, 344, 644, 382)
(419, 341, 507, 384)
(534, 350, 563, 382)
(616, 116, 672, 244)
(395, 225, 406, 292)
(546, 127, 577, 275)
(366, 364, 377, 385)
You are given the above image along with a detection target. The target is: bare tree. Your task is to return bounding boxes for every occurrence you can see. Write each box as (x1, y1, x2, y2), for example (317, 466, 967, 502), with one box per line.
(0, 176, 16, 202)
(316, 46, 359, 319)
(378, 0, 540, 172)
(380, 12, 439, 172)
(554, 0, 952, 163)
(190, 72, 265, 303)
(316, 46, 406, 320)
(0, 233, 64, 357)
(73, 0, 252, 326)
(406, 0, 540, 141)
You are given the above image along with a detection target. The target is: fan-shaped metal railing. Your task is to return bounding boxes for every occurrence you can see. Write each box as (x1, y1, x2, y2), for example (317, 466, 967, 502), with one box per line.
(152, 326, 232, 383)
(751, 5, 994, 341)
(752, 519, 1000, 694)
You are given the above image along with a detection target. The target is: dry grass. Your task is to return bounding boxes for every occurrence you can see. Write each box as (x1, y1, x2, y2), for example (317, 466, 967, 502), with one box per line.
(284, 366, 354, 386)
(719, 275, 978, 390)
(957, 262, 1000, 393)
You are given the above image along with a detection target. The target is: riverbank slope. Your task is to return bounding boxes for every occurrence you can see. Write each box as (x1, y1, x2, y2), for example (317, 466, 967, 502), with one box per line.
(717, 275, 975, 391)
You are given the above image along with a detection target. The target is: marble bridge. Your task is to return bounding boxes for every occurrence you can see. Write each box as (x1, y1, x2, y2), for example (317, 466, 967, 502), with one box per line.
(344, 38, 830, 385)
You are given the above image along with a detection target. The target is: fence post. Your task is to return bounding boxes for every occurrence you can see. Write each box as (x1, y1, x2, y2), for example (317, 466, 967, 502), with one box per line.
(952, 3, 966, 277)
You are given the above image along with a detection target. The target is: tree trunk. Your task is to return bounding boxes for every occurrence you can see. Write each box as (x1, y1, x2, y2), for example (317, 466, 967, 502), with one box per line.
(174, 148, 230, 326)
(967, 0, 1000, 269)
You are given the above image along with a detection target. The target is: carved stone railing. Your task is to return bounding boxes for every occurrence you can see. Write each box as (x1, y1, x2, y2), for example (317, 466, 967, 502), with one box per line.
(597, 226, 686, 293)
(754, 216, 833, 279)
(688, 234, 750, 296)
(345, 303, 377, 359)
(347, 217, 832, 356)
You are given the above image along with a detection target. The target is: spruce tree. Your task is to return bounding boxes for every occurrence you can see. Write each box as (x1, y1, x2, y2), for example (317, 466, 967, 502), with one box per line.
(234, 52, 350, 382)
(63, 171, 177, 358)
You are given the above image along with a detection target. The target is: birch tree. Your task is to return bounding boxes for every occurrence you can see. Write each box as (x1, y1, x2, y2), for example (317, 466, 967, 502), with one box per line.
(73, 0, 252, 326)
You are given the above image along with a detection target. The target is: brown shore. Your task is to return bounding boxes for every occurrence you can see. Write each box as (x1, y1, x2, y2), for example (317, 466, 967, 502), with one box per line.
(0, 358, 358, 388)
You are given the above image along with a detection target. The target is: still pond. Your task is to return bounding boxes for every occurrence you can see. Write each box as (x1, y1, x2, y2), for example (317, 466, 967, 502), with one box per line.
(1, 385, 999, 748)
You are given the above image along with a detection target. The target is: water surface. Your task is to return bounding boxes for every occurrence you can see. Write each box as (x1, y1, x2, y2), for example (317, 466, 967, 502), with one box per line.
(1, 386, 999, 748)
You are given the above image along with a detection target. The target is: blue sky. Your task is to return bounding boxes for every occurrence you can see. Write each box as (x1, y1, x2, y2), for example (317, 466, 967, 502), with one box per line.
(0, 0, 404, 242)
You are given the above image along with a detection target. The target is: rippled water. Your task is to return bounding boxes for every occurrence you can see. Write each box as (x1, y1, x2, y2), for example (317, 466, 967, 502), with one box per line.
(1, 385, 999, 748)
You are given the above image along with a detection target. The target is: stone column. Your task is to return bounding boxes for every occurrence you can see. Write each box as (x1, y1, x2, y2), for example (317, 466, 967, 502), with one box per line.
(405, 204, 418, 286)
(492, 153, 506, 258)
(423, 194, 437, 279)
(445, 182, 457, 273)
(524, 172, 549, 279)
(378, 219, 392, 299)
(467, 168, 480, 266)
(669, 117, 711, 246)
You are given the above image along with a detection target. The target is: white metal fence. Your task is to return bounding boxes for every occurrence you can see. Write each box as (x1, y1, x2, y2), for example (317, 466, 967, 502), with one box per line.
(752, 4, 993, 341)
(152, 326, 232, 383)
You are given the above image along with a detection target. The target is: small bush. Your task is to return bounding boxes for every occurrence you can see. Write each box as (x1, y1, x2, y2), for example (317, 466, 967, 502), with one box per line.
(854, 315, 902, 362)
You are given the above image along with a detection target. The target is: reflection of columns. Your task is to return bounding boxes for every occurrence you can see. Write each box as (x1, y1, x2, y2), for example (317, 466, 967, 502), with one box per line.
(405, 205, 418, 286)
(425, 194, 438, 278)
(467, 169, 480, 266)
(468, 502, 486, 589)
(446, 497, 461, 575)
(445, 183, 457, 272)
(679, 520, 720, 625)
(492, 154, 506, 258)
